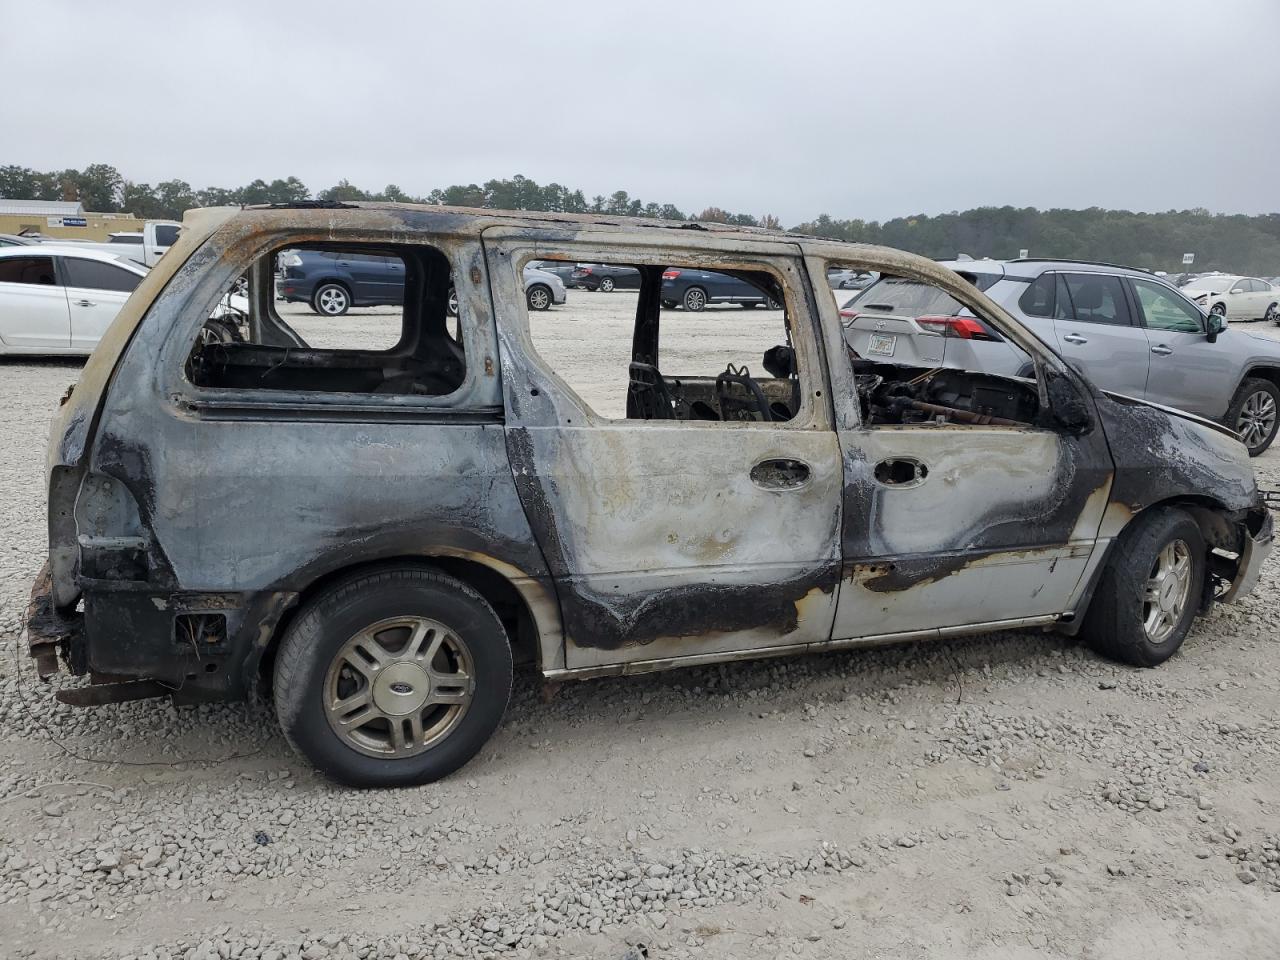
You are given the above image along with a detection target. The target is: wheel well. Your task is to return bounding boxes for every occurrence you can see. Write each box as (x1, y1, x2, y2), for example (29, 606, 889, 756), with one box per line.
(1241, 366, 1280, 394)
(258, 556, 541, 690)
(313, 278, 352, 297)
(1137, 496, 1241, 553)
(527, 282, 550, 296)
(1065, 494, 1242, 635)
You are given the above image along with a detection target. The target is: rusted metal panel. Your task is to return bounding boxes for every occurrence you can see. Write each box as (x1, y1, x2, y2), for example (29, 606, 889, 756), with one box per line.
(51, 211, 560, 697)
(26, 561, 77, 679)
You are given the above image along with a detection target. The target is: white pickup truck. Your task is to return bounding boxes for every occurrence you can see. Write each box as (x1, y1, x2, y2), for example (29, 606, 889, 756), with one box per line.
(50, 220, 182, 267)
(100, 220, 182, 266)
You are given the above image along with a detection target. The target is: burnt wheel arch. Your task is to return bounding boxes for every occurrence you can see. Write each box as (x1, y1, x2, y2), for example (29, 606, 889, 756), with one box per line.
(1061, 493, 1252, 637)
(255, 556, 540, 695)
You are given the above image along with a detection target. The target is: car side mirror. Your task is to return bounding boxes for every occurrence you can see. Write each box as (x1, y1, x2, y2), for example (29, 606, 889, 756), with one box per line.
(1206, 313, 1226, 342)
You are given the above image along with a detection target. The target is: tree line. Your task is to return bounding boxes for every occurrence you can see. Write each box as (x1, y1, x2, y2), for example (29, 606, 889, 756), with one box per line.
(792, 207, 1280, 276)
(3, 163, 1276, 273)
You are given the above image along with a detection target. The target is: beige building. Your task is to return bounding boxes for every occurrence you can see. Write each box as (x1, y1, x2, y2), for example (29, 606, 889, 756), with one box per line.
(0, 198, 142, 242)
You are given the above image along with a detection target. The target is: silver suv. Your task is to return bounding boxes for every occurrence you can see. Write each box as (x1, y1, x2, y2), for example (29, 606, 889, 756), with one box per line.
(842, 259, 1280, 454)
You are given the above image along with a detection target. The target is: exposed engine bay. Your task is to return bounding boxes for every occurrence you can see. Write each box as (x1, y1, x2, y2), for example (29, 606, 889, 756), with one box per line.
(853, 358, 1040, 428)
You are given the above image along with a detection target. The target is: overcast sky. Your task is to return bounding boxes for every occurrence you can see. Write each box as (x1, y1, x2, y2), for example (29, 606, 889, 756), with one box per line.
(3, 0, 1277, 224)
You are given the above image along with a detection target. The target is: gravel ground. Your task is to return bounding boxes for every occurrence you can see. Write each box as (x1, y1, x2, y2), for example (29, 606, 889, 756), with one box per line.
(1, 294, 1279, 960)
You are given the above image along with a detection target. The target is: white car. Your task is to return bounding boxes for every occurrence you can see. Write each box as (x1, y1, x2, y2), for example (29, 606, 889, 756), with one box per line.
(0, 245, 149, 355)
(1181, 274, 1279, 323)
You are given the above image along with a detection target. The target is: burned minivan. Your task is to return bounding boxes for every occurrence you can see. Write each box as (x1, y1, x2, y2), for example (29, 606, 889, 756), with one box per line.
(27, 204, 1273, 786)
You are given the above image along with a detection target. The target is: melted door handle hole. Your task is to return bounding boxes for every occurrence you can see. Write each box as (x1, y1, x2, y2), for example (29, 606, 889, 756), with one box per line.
(874, 457, 928, 487)
(750, 458, 811, 489)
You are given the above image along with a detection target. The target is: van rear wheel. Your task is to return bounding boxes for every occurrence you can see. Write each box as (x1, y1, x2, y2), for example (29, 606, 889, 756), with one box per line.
(274, 568, 512, 787)
(1081, 508, 1205, 667)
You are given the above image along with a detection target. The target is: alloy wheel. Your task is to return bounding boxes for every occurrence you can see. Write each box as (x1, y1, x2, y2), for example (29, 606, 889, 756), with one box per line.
(1236, 389, 1278, 450)
(684, 289, 706, 311)
(528, 287, 551, 310)
(1142, 540, 1192, 644)
(323, 616, 474, 758)
(318, 287, 348, 315)
(599, 277, 615, 292)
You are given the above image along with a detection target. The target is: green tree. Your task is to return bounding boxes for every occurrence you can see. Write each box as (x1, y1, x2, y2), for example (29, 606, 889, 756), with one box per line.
(60, 163, 123, 211)
(0, 165, 62, 201)
(198, 186, 237, 207)
(155, 179, 199, 217)
(118, 181, 166, 219)
(316, 179, 369, 202)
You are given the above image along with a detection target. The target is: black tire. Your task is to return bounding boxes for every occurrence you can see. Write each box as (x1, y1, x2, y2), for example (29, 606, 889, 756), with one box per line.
(526, 283, 553, 312)
(1265, 302, 1278, 325)
(446, 285, 459, 318)
(1210, 302, 1226, 317)
(661, 299, 677, 309)
(1081, 508, 1205, 667)
(198, 317, 245, 345)
(312, 282, 351, 317)
(741, 302, 758, 309)
(1225, 377, 1280, 456)
(274, 567, 513, 788)
(683, 286, 708, 312)
(766, 297, 782, 310)
(598, 276, 615, 293)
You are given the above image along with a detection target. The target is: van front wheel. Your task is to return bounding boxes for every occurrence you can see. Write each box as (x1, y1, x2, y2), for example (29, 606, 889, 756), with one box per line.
(274, 568, 513, 787)
(1081, 508, 1205, 667)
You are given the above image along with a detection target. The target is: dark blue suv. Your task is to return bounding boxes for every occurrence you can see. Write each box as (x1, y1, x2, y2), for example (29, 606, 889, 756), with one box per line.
(660, 267, 780, 311)
(277, 250, 405, 316)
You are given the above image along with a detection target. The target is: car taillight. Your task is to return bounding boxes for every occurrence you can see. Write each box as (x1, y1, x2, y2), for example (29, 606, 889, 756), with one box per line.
(916, 315, 994, 340)
(662, 269, 681, 280)
(839, 309, 857, 326)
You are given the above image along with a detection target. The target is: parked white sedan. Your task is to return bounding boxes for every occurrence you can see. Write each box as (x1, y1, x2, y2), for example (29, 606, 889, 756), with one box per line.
(1181, 274, 1280, 323)
(0, 245, 147, 355)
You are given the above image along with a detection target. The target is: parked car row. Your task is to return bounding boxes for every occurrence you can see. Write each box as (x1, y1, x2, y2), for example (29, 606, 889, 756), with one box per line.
(841, 258, 1280, 454)
(534, 260, 877, 297)
(274, 249, 568, 316)
(0, 222, 180, 266)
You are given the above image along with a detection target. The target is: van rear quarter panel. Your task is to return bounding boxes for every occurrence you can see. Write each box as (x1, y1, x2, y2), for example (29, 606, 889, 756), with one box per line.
(77, 215, 558, 694)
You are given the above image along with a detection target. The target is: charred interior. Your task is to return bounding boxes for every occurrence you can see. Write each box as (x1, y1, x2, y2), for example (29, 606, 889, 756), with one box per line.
(188, 243, 465, 396)
(853, 358, 1042, 428)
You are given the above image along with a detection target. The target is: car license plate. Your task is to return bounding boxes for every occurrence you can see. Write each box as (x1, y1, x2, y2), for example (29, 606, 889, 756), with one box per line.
(867, 333, 896, 357)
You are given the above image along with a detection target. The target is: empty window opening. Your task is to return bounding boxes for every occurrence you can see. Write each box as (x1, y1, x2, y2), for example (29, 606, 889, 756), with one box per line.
(187, 243, 463, 397)
(525, 257, 801, 423)
(828, 262, 1042, 430)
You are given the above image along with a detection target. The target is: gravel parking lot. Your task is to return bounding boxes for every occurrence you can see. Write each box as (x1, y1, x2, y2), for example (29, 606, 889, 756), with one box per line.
(2, 292, 1279, 960)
